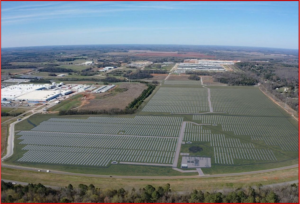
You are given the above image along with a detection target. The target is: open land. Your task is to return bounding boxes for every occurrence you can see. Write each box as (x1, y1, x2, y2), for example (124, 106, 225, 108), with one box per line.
(80, 83, 147, 111)
(1, 167, 297, 192)
(150, 74, 168, 81)
(201, 76, 226, 86)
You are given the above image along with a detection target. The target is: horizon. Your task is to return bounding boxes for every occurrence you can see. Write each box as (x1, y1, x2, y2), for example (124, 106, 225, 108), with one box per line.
(1, 1, 298, 49)
(1, 44, 298, 52)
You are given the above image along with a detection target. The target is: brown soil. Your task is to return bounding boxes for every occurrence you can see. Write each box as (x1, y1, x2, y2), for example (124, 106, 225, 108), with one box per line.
(201, 76, 226, 86)
(79, 83, 147, 111)
(76, 93, 96, 109)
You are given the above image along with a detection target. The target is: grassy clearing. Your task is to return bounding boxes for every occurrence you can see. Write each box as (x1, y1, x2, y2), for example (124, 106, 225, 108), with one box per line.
(1, 123, 9, 156)
(1, 167, 297, 192)
(48, 94, 83, 111)
(1, 107, 29, 115)
(1, 69, 32, 75)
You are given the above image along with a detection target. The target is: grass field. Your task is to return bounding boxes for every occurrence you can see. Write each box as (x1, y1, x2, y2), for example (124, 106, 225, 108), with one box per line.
(1, 167, 297, 192)
(1, 122, 10, 156)
(1, 107, 29, 115)
(48, 94, 83, 111)
(1, 69, 32, 75)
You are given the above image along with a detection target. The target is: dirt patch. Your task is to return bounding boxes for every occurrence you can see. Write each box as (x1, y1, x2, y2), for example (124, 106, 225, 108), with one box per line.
(167, 75, 190, 81)
(201, 76, 226, 86)
(79, 83, 147, 111)
(76, 93, 96, 109)
(150, 74, 168, 80)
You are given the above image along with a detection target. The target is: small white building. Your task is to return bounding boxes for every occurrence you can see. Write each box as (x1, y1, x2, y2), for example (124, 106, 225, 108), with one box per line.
(83, 61, 94, 65)
(57, 74, 66, 77)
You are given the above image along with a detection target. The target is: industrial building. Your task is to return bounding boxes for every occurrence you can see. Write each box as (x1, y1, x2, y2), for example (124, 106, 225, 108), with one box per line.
(99, 66, 115, 72)
(176, 59, 238, 73)
(82, 61, 94, 65)
(16, 90, 61, 103)
(92, 85, 115, 93)
(1, 84, 46, 100)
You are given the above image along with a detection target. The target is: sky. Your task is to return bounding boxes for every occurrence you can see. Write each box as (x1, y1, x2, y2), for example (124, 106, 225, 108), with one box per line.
(1, 1, 298, 49)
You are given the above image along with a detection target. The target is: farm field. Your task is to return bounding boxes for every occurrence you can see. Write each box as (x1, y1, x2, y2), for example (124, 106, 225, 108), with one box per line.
(142, 87, 209, 113)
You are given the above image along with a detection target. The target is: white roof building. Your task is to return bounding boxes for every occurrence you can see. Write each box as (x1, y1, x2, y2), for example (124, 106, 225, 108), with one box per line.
(16, 90, 61, 102)
(1, 84, 47, 100)
(83, 61, 94, 65)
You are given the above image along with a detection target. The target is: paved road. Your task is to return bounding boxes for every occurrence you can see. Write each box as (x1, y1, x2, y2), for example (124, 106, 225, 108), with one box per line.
(172, 122, 186, 167)
(1, 102, 57, 161)
(200, 76, 203, 85)
(197, 168, 204, 176)
(206, 87, 213, 112)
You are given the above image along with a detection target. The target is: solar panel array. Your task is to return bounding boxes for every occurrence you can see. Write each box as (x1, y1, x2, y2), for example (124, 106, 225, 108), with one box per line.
(31, 116, 183, 137)
(184, 123, 277, 165)
(210, 87, 285, 116)
(193, 115, 298, 151)
(142, 87, 209, 113)
(17, 116, 182, 167)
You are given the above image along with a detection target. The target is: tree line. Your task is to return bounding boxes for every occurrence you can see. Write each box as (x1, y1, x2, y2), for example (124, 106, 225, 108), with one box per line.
(1, 112, 23, 117)
(1, 181, 298, 203)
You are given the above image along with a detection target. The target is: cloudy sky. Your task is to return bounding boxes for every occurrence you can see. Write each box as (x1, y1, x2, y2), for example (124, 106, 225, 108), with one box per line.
(1, 1, 298, 49)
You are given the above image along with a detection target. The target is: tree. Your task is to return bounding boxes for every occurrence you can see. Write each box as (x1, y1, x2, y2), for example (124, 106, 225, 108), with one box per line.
(265, 191, 279, 203)
(67, 184, 73, 190)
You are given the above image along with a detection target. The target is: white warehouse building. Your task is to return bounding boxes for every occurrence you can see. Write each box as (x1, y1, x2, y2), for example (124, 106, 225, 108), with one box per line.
(16, 90, 61, 103)
(1, 84, 47, 100)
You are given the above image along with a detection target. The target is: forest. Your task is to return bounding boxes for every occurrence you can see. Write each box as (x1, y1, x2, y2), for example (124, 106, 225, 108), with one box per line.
(1, 181, 298, 203)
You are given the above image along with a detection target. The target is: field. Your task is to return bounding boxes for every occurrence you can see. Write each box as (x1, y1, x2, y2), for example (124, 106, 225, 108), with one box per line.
(142, 87, 209, 113)
(1, 107, 29, 115)
(1, 167, 298, 192)
(1, 122, 10, 156)
(48, 94, 83, 112)
(201, 76, 226, 86)
(80, 83, 147, 111)
(1, 68, 32, 75)
(167, 74, 190, 81)
(149, 74, 168, 80)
